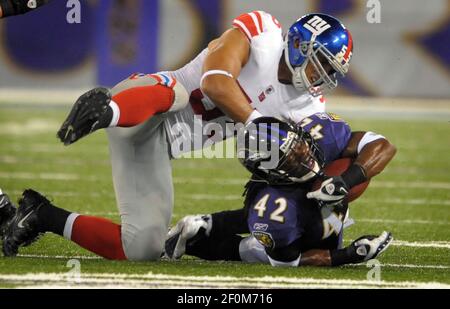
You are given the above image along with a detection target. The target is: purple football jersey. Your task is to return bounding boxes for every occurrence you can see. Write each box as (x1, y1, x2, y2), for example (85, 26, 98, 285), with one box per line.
(299, 112, 351, 164)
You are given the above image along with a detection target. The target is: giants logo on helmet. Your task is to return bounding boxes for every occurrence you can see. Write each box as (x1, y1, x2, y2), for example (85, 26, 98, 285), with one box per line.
(304, 16, 331, 36)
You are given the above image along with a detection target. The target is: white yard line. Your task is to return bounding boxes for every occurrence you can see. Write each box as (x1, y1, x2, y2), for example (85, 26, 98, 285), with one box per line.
(15, 254, 450, 270)
(2, 170, 450, 191)
(180, 194, 450, 207)
(357, 218, 450, 225)
(18, 254, 101, 260)
(392, 240, 450, 249)
(0, 120, 59, 136)
(381, 263, 450, 269)
(0, 272, 449, 289)
(0, 172, 99, 182)
(357, 198, 450, 206)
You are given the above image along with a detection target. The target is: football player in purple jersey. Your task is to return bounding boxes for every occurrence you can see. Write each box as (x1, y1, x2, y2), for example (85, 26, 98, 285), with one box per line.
(166, 114, 397, 267)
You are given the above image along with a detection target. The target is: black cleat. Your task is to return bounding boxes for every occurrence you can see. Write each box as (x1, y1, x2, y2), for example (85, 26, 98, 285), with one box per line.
(2, 189, 48, 257)
(57, 87, 112, 146)
(0, 191, 17, 238)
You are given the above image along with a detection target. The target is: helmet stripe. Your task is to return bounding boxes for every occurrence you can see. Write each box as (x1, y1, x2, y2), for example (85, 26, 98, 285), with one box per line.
(344, 30, 353, 61)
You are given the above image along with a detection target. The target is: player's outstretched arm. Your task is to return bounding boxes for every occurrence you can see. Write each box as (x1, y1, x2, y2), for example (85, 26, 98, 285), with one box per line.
(201, 29, 257, 124)
(0, 0, 51, 18)
(300, 231, 393, 267)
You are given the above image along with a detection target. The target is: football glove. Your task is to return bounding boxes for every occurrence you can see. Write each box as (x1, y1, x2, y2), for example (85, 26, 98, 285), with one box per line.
(350, 231, 393, 262)
(331, 231, 393, 266)
(165, 215, 212, 260)
(1, 0, 52, 17)
(307, 176, 349, 205)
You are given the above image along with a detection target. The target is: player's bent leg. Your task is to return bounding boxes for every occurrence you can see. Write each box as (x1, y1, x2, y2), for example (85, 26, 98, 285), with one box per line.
(57, 73, 189, 146)
(107, 115, 174, 261)
(110, 73, 189, 128)
(1, 189, 128, 260)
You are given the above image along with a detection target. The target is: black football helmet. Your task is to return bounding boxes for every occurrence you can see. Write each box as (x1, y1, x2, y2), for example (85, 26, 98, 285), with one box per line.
(237, 117, 325, 185)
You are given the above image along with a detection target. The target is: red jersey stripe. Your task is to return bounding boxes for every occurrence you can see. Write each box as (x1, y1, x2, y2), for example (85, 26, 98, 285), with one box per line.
(252, 11, 264, 33)
(232, 22, 252, 41)
(234, 13, 259, 37)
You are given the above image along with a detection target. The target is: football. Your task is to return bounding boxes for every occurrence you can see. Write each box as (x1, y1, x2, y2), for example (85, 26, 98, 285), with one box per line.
(312, 158, 370, 203)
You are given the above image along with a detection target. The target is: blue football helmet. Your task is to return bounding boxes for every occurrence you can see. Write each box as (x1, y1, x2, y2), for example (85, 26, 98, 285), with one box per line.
(237, 117, 325, 185)
(284, 13, 353, 96)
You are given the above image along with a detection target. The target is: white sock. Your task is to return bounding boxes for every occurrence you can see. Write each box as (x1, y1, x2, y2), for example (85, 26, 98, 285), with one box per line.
(108, 100, 121, 127)
(63, 213, 81, 240)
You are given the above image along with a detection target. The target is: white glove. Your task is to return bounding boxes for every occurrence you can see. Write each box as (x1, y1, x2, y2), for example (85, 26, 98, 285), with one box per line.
(307, 177, 349, 204)
(352, 231, 393, 261)
(165, 215, 212, 260)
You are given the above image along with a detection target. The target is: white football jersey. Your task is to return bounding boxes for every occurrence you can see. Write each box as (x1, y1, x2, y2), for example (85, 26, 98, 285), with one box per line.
(164, 11, 325, 157)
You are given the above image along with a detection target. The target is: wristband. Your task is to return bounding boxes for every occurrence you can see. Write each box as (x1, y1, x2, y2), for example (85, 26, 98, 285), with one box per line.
(341, 164, 367, 189)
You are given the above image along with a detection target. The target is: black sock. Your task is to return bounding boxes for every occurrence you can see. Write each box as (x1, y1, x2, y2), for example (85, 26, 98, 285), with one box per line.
(330, 245, 363, 266)
(186, 234, 243, 261)
(38, 203, 72, 236)
(97, 105, 114, 129)
(210, 208, 248, 238)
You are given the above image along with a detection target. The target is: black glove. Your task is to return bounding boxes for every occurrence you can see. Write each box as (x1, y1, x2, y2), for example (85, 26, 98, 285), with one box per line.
(1, 0, 51, 17)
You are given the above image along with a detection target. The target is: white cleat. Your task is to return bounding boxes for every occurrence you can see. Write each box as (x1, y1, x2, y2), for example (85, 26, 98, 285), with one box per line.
(165, 215, 212, 260)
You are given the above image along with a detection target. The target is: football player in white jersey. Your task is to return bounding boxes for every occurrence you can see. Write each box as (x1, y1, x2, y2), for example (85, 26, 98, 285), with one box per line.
(0, 0, 51, 18)
(2, 13, 354, 261)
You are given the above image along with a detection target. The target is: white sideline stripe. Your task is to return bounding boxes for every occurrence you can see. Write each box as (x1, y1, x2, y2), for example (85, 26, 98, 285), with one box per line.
(15, 254, 450, 270)
(0, 120, 59, 136)
(0, 156, 109, 166)
(5, 170, 449, 191)
(1, 273, 449, 289)
(9, 144, 108, 155)
(174, 179, 450, 190)
(381, 264, 450, 269)
(358, 198, 450, 206)
(181, 194, 450, 207)
(12, 207, 449, 226)
(0, 172, 99, 182)
(370, 181, 450, 190)
(18, 254, 101, 260)
(340, 240, 450, 250)
(392, 241, 450, 249)
(358, 218, 450, 225)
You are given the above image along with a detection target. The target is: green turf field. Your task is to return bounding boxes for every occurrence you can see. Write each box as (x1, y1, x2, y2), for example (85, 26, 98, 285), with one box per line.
(0, 105, 449, 288)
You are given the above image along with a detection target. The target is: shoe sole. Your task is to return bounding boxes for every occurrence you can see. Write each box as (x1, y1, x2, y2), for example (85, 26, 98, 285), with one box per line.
(375, 232, 393, 258)
(57, 87, 111, 146)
